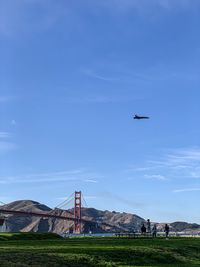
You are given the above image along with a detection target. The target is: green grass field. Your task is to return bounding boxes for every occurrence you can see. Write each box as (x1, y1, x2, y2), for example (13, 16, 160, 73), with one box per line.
(0, 233, 200, 266)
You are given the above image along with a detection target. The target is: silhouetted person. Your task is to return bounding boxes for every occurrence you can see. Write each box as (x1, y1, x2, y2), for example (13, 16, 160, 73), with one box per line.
(152, 224, 157, 238)
(164, 224, 169, 238)
(147, 219, 151, 233)
(141, 224, 146, 234)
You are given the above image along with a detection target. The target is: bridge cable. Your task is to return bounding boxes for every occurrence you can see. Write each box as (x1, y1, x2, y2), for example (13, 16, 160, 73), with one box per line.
(82, 193, 88, 208)
(55, 192, 74, 209)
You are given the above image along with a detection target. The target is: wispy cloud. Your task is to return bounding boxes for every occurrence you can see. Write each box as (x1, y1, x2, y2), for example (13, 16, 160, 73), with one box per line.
(173, 188, 200, 193)
(0, 174, 76, 184)
(189, 172, 200, 179)
(158, 148, 200, 168)
(82, 68, 119, 82)
(0, 131, 17, 153)
(25, 170, 82, 178)
(149, 148, 200, 177)
(84, 179, 98, 183)
(82, 67, 161, 84)
(0, 169, 100, 185)
(0, 132, 12, 139)
(0, 141, 17, 153)
(167, 148, 200, 163)
(144, 174, 168, 181)
(126, 147, 200, 182)
(124, 166, 155, 173)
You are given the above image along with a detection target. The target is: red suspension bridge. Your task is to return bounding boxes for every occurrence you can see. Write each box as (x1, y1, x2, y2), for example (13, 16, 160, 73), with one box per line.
(0, 191, 114, 234)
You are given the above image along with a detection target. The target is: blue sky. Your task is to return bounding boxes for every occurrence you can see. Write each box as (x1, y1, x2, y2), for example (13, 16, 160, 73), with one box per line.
(1, 0, 200, 223)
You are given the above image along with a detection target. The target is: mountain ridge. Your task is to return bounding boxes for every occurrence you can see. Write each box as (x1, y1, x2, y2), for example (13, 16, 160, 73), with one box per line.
(0, 200, 200, 234)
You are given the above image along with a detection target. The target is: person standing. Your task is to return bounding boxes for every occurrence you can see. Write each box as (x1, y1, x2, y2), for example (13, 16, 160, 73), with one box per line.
(164, 224, 170, 239)
(152, 224, 157, 238)
(147, 219, 151, 234)
(141, 224, 146, 235)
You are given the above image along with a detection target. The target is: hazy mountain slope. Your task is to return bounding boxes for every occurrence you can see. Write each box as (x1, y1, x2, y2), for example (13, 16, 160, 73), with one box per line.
(170, 221, 200, 232)
(81, 208, 145, 232)
(1, 200, 51, 212)
(1, 200, 51, 232)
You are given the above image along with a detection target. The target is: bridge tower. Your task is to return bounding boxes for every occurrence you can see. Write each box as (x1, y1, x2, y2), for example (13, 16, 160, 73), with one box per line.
(74, 191, 82, 234)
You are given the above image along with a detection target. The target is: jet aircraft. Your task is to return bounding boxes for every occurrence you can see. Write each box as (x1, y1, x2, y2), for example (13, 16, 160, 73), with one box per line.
(134, 114, 149, 120)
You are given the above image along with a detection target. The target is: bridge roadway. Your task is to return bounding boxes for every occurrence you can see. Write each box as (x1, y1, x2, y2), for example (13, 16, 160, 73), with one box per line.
(0, 208, 114, 228)
(0, 208, 91, 224)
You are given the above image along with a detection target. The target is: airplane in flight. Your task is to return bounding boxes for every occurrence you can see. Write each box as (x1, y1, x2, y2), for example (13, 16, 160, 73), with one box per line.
(133, 114, 150, 120)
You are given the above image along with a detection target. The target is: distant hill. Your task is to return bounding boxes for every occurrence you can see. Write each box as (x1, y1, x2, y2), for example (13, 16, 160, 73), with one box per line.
(81, 207, 145, 232)
(0, 200, 200, 234)
(0, 200, 144, 233)
(170, 221, 200, 232)
(1, 200, 74, 233)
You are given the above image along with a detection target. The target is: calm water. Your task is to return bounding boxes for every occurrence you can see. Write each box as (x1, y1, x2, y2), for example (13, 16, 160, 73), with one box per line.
(62, 233, 116, 237)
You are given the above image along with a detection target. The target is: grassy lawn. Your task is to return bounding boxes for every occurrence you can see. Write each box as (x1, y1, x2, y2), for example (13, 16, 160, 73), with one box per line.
(0, 234, 200, 266)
